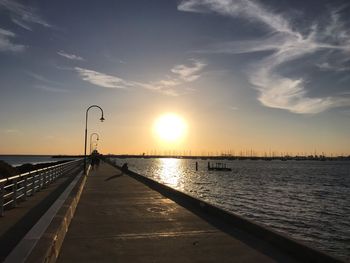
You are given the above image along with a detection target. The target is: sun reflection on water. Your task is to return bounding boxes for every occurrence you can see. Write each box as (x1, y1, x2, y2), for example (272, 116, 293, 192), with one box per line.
(157, 158, 182, 188)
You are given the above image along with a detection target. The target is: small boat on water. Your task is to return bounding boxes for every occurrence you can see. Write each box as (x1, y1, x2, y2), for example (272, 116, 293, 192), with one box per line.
(208, 162, 232, 171)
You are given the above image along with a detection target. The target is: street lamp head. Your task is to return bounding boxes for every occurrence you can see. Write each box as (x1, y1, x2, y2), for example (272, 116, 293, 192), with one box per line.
(100, 116, 105, 122)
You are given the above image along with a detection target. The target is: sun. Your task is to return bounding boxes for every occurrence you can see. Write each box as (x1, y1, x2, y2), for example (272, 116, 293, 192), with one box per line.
(154, 113, 187, 142)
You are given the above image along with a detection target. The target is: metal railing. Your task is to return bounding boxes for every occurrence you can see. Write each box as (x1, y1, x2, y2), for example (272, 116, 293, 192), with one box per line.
(0, 159, 83, 216)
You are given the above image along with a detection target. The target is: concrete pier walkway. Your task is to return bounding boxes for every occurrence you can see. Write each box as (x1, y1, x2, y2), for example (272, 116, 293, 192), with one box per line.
(57, 162, 298, 263)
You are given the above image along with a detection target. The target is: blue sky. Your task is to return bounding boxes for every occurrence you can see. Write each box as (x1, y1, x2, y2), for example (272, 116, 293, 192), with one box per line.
(0, 0, 349, 155)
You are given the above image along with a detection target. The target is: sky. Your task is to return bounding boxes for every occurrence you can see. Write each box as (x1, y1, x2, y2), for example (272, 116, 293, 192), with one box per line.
(0, 0, 349, 156)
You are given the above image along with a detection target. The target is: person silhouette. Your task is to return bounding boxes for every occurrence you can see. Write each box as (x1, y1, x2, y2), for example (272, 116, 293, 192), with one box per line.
(121, 162, 128, 172)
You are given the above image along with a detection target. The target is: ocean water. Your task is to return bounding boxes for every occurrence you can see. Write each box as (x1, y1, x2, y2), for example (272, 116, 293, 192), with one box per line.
(113, 158, 350, 261)
(0, 155, 75, 166)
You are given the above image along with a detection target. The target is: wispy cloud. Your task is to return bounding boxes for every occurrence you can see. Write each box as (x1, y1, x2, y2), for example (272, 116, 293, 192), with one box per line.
(0, 27, 25, 52)
(57, 51, 85, 61)
(171, 59, 206, 81)
(178, 0, 350, 114)
(0, 0, 51, 30)
(11, 17, 33, 31)
(75, 59, 206, 96)
(178, 0, 295, 35)
(27, 72, 57, 83)
(144, 59, 207, 95)
(228, 106, 239, 111)
(317, 62, 350, 72)
(34, 85, 69, 93)
(75, 67, 134, 89)
(0, 128, 21, 134)
(0, 0, 50, 53)
(27, 72, 69, 93)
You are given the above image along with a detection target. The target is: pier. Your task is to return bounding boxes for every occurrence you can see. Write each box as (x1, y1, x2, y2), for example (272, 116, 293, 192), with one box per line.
(57, 163, 299, 262)
(2, 161, 342, 262)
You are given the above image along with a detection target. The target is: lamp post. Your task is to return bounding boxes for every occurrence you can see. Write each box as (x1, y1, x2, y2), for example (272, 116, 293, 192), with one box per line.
(84, 105, 105, 174)
(90, 133, 100, 154)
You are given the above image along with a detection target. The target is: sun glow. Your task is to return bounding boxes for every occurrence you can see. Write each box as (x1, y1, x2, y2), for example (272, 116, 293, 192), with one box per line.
(154, 113, 187, 142)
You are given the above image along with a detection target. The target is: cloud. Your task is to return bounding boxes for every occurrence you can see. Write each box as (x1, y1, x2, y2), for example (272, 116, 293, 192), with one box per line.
(317, 62, 350, 72)
(171, 59, 206, 81)
(0, 27, 25, 52)
(178, 0, 295, 35)
(57, 51, 85, 61)
(27, 72, 69, 92)
(11, 17, 33, 31)
(178, 0, 350, 114)
(142, 59, 207, 95)
(0, 0, 51, 30)
(251, 63, 350, 114)
(75, 60, 206, 96)
(34, 85, 69, 93)
(27, 72, 56, 83)
(0, 128, 20, 134)
(75, 67, 133, 89)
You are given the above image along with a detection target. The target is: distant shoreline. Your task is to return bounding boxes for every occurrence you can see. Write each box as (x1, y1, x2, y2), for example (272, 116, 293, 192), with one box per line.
(1, 154, 349, 162)
(56, 154, 350, 161)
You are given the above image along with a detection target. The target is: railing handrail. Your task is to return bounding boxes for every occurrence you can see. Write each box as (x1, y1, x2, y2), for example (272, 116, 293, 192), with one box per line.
(0, 158, 83, 216)
(0, 159, 81, 184)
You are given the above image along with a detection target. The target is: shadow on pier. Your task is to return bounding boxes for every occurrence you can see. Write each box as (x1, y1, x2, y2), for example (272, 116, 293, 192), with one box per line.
(104, 172, 123, 181)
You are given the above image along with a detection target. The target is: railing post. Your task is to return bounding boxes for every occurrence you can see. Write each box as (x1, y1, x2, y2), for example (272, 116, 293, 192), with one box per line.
(42, 170, 45, 187)
(44, 170, 47, 187)
(32, 171, 36, 195)
(24, 174, 28, 200)
(0, 182, 4, 216)
(48, 169, 51, 184)
(13, 178, 17, 207)
(40, 171, 43, 190)
(62, 165, 66, 177)
(53, 167, 56, 180)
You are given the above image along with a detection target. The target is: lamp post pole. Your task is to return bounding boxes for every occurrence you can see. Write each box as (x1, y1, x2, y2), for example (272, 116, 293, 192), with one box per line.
(90, 133, 100, 154)
(84, 105, 105, 175)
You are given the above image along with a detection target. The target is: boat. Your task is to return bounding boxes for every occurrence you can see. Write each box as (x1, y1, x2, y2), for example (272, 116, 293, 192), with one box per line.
(207, 162, 232, 171)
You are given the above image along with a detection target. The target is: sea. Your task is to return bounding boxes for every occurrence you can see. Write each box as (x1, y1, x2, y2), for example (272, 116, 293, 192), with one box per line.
(112, 157, 350, 261)
(0, 155, 76, 167)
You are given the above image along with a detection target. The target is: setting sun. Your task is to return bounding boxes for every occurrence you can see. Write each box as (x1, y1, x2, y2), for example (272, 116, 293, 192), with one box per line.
(154, 113, 187, 142)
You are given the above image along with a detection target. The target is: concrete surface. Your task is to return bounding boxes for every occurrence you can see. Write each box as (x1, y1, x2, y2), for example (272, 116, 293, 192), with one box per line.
(5, 169, 84, 263)
(57, 163, 299, 263)
(25, 169, 87, 263)
(0, 165, 82, 262)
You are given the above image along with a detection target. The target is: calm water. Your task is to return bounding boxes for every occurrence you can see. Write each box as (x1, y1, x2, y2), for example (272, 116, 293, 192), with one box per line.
(0, 155, 75, 166)
(113, 158, 350, 261)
